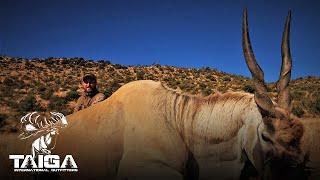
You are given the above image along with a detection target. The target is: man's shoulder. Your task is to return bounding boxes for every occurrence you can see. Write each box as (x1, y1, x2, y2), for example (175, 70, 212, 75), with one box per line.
(89, 92, 106, 105)
(77, 93, 87, 100)
(93, 92, 106, 101)
(94, 92, 106, 99)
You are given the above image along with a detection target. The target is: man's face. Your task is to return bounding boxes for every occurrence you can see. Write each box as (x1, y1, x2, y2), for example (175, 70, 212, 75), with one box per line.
(82, 80, 96, 93)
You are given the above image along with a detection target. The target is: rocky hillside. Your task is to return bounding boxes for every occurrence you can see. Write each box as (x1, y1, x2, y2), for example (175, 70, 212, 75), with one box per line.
(1, 56, 320, 131)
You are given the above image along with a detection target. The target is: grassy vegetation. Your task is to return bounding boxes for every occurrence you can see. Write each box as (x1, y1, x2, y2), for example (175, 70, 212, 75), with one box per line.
(0, 56, 319, 128)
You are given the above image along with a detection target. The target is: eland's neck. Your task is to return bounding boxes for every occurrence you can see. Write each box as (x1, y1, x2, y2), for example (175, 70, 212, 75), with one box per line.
(164, 91, 256, 154)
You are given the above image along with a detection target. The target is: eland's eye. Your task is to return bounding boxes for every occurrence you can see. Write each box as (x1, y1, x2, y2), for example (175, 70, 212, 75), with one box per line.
(261, 133, 273, 144)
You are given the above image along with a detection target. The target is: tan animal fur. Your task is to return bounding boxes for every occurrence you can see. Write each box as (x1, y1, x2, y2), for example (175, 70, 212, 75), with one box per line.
(0, 9, 306, 180)
(0, 80, 303, 179)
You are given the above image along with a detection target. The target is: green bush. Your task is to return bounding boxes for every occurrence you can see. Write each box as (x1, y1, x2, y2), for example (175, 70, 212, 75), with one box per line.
(40, 88, 54, 100)
(205, 74, 216, 82)
(98, 60, 111, 65)
(178, 83, 186, 90)
(6, 99, 19, 109)
(243, 84, 255, 93)
(292, 106, 304, 118)
(124, 76, 134, 83)
(202, 88, 213, 96)
(48, 96, 69, 114)
(103, 81, 122, 98)
(217, 86, 228, 93)
(19, 95, 43, 112)
(199, 83, 207, 89)
(144, 73, 156, 80)
(70, 86, 79, 92)
(0, 85, 13, 97)
(113, 64, 127, 69)
(137, 71, 145, 80)
(200, 67, 211, 73)
(3, 77, 25, 89)
(48, 96, 67, 109)
(314, 98, 320, 114)
(66, 90, 80, 101)
(222, 76, 231, 82)
(3, 77, 15, 86)
(37, 85, 46, 93)
(291, 91, 304, 100)
(103, 88, 113, 98)
(167, 80, 178, 89)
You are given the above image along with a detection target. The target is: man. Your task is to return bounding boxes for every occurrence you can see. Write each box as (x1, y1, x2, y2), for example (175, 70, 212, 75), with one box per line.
(73, 74, 106, 113)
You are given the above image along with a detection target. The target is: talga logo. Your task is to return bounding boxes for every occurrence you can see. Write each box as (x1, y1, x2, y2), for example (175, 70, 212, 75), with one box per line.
(9, 112, 78, 172)
(9, 155, 78, 172)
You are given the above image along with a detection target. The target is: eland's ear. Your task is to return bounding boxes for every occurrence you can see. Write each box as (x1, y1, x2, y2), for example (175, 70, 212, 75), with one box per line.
(252, 142, 264, 175)
(243, 123, 264, 176)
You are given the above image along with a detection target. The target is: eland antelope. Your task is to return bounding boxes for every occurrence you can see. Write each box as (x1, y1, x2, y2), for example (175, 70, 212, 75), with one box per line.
(0, 9, 305, 180)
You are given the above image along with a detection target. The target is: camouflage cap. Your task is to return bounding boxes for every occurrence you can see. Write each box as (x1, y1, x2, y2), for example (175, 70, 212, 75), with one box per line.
(82, 74, 97, 83)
